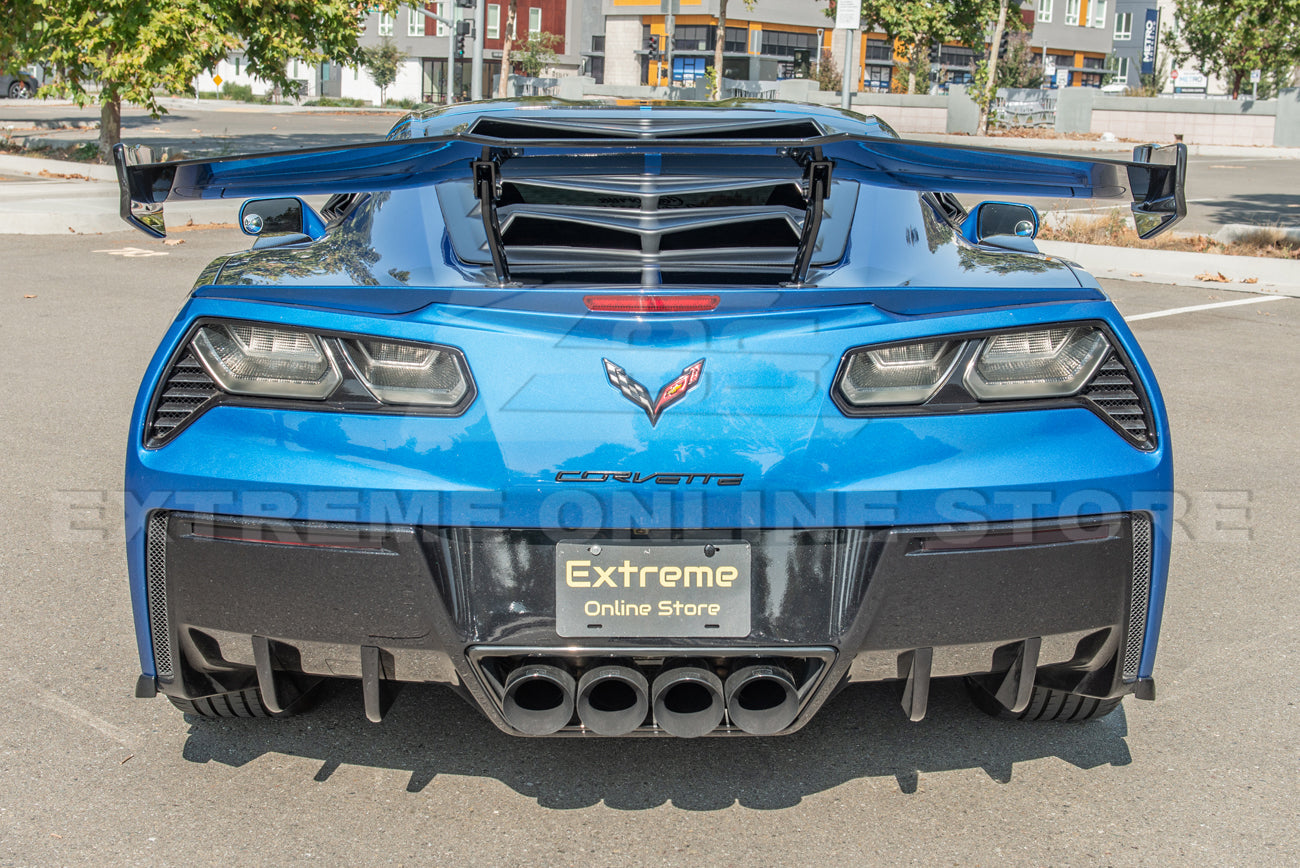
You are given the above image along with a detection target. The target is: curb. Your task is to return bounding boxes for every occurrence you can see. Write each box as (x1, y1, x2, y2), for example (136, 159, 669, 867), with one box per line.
(1037, 240, 1300, 297)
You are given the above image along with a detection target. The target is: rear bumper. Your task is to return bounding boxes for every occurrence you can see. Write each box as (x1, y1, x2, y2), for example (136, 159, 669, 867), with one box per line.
(141, 511, 1155, 735)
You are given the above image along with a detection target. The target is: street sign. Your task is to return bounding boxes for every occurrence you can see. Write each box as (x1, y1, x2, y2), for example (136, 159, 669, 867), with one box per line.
(1250, 69, 1261, 83)
(836, 0, 862, 29)
(213, 74, 223, 86)
(1170, 69, 1178, 79)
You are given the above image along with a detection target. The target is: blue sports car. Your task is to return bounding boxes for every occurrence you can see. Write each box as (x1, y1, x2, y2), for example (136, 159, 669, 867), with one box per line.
(116, 101, 1181, 737)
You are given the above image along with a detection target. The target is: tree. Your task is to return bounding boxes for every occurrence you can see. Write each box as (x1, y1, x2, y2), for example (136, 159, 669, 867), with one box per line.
(362, 37, 404, 105)
(978, 0, 1011, 134)
(8, 0, 398, 160)
(497, 0, 518, 97)
(825, 0, 1009, 95)
(711, 0, 755, 100)
(515, 31, 561, 78)
(1169, 0, 1300, 98)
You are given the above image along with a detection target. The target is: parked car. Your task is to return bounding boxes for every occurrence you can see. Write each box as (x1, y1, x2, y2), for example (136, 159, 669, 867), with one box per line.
(115, 101, 1184, 736)
(1101, 82, 1130, 94)
(1, 69, 38, 99)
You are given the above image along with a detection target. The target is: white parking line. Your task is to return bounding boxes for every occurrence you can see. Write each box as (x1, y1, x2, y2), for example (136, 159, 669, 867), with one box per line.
(1126, 295, 1289, 321)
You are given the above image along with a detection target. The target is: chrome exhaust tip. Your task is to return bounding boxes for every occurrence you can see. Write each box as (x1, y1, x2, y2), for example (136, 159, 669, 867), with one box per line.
(725, 663, 799, 735)
(501, 663, 575, 735)
(651, 660, 724, 738)
(576, 664, 649, 736)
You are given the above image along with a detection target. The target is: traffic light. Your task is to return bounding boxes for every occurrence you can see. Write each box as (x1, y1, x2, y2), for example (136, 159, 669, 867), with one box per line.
(997, 30, 1010, 59)
(456, 20, 471, 57)
(646, 35, 660, 59)
(929, 42, 940, 65)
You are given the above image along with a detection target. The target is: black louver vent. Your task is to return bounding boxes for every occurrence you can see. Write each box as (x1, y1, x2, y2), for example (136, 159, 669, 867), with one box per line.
(148, 350, 219, 446)
(438, 164, 857, 284)
(1082, 353, 1155, 449)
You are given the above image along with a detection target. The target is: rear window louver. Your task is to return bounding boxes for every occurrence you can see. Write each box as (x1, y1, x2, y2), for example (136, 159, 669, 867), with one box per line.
(437, 161, 857, 284)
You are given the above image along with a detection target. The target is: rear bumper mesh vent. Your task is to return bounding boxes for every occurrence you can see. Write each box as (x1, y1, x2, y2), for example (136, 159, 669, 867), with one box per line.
(147, 350, 219, 447)
(1124, 513, 1153, 681)
(146, 512, 173, 680)
(1082, 352, 1156, 449)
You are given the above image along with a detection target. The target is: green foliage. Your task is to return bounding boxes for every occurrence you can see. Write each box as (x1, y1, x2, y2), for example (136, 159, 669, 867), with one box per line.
(362, 37, 403, 103)
(1169, 0, 1300, 98)
(997, 34, 1043, 89)
(4, 0, 399, 154)
(221, 81, 255, 101)
(515, 31, 562, 78)
(813, 49, 843, 92)
(303, 96, 368, 107)
(384, 98, 421, 109)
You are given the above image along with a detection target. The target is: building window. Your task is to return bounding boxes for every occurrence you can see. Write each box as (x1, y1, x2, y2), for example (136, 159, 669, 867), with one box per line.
(1117, 56, 1130, 79)
(408, 7, 424, 37)
(673, 25, 713, 52)
(1038, 0, 1053, 24)
(1065, 0, 1080, 25)
(528, 7, 541, 36)
(435, 3, 448, 38)
(724, 27, 748, 53)
(865, 38, 893, 61)
(759, 29, 816, 58)
(591, 35, 605, 52)
(1114, 12, 1132, 39)
(377, 13, 393, 37)
(1090, 0, 1107, 29)
(487, 4, 500, 39)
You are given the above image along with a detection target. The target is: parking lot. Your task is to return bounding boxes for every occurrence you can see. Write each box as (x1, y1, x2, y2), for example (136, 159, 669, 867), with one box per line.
(1, 227, 1297, 866)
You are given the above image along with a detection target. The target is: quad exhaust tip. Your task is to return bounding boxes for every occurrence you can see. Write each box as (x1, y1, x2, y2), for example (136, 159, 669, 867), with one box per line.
(651, 660, 724, 738)
(576, 664, 649, 736)
(725, 662, 799, 735)
(501, 663, 576, 735)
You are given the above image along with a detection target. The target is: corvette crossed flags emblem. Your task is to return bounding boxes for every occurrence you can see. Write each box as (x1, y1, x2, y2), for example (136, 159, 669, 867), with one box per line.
(602, 358, 705, 426)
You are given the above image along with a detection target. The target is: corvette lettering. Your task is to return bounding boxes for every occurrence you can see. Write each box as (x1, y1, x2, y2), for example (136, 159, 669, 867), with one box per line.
(554, 470, 743, 485)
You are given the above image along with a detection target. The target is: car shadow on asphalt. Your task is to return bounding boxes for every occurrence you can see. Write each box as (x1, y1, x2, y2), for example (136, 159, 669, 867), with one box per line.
(1197, 193, 1300, 227)
(177, 678, 1132, 809)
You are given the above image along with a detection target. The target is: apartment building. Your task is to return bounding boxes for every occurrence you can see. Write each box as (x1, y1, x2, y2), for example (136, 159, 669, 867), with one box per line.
(592, 0, 827, 87)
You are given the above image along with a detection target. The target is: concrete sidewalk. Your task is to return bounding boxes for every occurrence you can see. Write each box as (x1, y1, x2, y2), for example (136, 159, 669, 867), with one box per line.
(1038, 240, 1299, 297)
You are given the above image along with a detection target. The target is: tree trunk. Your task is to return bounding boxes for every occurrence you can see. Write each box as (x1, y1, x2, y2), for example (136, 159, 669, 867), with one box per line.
(978, 0, 1010, 136)
(713, 0, 727, 100)
(497, 0, 518, 97)
(98, 96, 121, 162)
(906, 39, 917, 94)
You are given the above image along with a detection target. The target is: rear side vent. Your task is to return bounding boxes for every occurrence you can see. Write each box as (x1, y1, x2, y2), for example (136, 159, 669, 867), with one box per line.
(1082, 353, 1156, 449)
(147, 350, 219, 447)
(146, 512, 173, 680)
(1124, 513, 1153, 681)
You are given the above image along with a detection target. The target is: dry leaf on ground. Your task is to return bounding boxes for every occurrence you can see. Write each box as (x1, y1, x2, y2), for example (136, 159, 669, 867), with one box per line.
(1195, 271, 1231, 283)
(1239, 277, 1259, 284)
(163, 238, 185, 246)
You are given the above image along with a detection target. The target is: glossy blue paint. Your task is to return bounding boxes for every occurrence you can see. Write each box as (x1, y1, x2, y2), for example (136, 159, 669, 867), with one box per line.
(122, 102, 1176, 692)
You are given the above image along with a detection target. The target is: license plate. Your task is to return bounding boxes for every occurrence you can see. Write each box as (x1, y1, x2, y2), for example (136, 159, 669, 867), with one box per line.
(555, 540, 751, 638)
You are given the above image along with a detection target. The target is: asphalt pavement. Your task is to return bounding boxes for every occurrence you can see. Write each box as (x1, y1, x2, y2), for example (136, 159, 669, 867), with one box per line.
(0, 228, 1297, 866)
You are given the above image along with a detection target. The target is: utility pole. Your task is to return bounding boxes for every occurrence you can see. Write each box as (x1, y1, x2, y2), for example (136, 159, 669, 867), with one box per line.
(471, 0, 485, 100)
(836, 0, 861, 112)
(447, 2, 458, 104)
(414, 4, 465, 104)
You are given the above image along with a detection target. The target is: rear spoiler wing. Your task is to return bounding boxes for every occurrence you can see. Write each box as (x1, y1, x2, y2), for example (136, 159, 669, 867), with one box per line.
(114, 133, 1186, 282)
